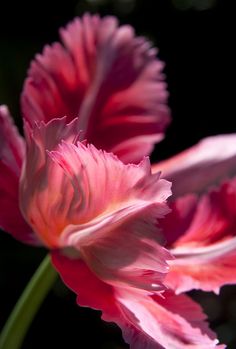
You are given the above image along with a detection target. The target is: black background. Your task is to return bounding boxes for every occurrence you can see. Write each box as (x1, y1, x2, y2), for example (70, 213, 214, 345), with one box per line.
(0, 0, 235, 348)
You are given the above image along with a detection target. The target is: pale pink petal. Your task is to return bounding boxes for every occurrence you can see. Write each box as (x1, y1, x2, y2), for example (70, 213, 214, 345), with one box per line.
(21, 14, 170, 163)
(162, 178, 236, 293)
(167, 238, 236, 294)
(116, 290, 224, 349)
(49, 141, 172, 291)
(52, 251, 224, 349)
(152, 134, 236, 198)
(19, 117, 81, 247)
(0, 106, 36, 244)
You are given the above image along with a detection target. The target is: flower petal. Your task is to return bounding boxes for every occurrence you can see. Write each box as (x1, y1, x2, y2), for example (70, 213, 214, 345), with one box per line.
(0, 106, 35, 244)
(152, 134, 236, 198)
(163, 178, 236, 293)
(159, 194, 198, 247)
(52, 251, 224, 349)
(19, 117, 81, 247)
(49, 141, 172, 290)
(167, 238, 236, 294)
(21, 14, 170, 163)
(116, 290, 224, 349)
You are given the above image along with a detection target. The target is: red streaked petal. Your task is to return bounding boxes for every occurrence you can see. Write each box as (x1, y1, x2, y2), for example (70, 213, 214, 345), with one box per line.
(21, 14, 170, 163)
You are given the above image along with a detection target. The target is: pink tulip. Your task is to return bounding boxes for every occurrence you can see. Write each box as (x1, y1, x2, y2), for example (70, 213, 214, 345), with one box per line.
(0, 14, 228, 349)
(20, 115, 172, 293)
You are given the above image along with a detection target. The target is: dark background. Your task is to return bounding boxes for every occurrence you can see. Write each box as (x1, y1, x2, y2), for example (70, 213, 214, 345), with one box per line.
(0, 0, 235, 348)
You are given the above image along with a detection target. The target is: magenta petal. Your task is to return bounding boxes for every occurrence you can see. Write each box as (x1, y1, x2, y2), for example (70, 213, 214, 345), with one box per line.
(21, 14, 170, 163)
(52, 251, 224, 349)
(164, 178, 236, 293)
(0, 106, 36, 244)
(51, 251, 117, 316)
(153, 134, 236, 198)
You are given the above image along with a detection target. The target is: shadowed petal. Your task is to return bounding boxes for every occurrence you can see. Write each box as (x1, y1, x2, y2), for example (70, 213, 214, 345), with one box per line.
(163, 178, 236, 293)
(52, 252, 224, 349)
(0, 105, 36, 244)
(152, 134, 236, 198)
(21, 14, 170, 163)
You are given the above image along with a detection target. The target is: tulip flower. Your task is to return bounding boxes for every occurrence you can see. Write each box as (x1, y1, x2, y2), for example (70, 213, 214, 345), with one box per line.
(0, 106, 224, 349)
(0, 13, 228, 349)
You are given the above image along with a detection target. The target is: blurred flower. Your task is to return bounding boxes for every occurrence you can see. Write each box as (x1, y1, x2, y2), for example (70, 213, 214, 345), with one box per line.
(153, 135, 236, 295)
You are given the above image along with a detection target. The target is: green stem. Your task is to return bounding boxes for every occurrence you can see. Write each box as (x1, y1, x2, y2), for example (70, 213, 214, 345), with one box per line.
(0, 254, 58, 349)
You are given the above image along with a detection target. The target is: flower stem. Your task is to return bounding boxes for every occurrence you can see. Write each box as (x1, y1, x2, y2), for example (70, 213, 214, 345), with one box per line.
(0, 254, 58, 349)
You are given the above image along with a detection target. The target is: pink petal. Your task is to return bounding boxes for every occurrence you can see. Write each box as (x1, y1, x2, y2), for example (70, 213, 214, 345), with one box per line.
(159, 194, 198, 247)
(21, 14, 170, 163)
(0, 106, 36, 244)
(167, 238, 236, 294)
(52, 251, 224, 349)
(19, 117, 81, 247)
(49, 141, 172, 291)
(152, 134, 236, 198)
(163, 178, 236, 293)
(116, 290, 223, 349)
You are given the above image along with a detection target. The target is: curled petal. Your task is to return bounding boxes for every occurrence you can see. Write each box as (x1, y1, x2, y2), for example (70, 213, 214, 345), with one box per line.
(21, 14, 170, 163)
(116, 290, 224, 349)
(19, 117, 81, 246)
(152, 134, 236, 198)
(167, 238, 236, 294)
(20, 117, 171, 292)
(52, 251, 224, 349)
(50, 141, 172, 290)
(0, 106, 35, 244)
(163, 178, 236, 293)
